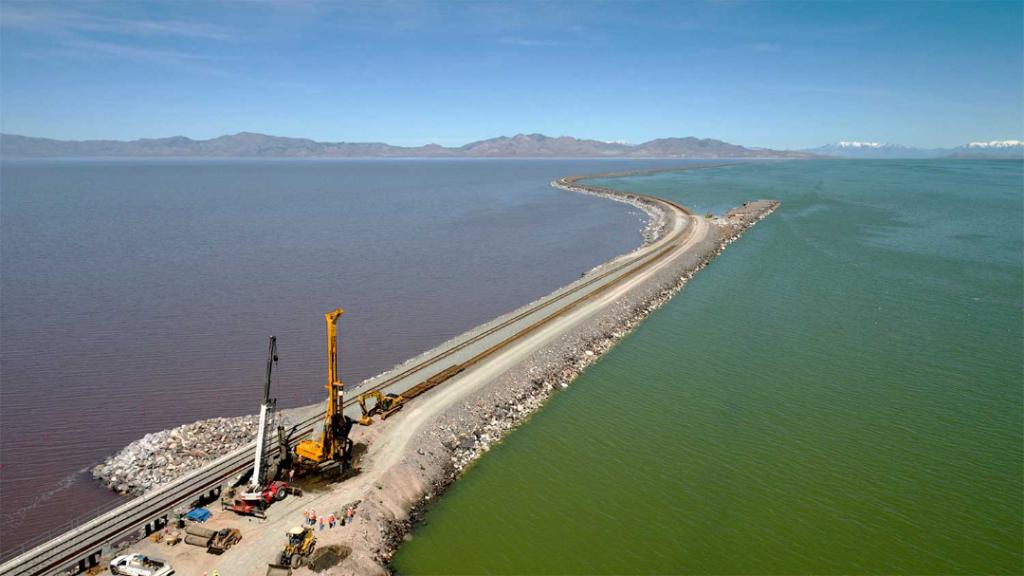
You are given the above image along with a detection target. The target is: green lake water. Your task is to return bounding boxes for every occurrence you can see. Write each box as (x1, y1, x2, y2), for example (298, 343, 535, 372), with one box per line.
(392, 160, 1023, 575)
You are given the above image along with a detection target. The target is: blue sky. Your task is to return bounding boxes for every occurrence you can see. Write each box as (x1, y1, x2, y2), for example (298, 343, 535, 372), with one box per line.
(1, 1, 1021, 149)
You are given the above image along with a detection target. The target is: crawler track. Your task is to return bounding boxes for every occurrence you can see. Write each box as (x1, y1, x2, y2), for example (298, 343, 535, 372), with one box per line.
(0, 176, 703, 576)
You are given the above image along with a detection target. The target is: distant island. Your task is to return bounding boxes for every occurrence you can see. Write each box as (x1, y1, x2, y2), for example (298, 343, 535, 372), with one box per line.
(0, 132, 816, 159)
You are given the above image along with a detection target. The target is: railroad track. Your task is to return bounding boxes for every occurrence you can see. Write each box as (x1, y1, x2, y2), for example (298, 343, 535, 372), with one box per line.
(0, 179, 702, 576)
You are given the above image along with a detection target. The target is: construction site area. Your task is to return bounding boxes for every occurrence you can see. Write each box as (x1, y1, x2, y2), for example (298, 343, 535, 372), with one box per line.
(0, 172, 779, 576)
(125, 307, 459, 576)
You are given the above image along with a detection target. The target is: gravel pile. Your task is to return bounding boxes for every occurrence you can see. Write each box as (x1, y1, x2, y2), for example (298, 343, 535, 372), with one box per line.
(91, 415, 259, 495)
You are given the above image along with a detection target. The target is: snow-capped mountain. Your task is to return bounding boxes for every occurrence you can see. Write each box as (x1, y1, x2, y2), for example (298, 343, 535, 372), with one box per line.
(804, 142, 948, 158)
(950, 140, 1024, 158)
(834, 141, 886, 148)
(966, 140, 1023, 149)
(806, 139, 1024, 159)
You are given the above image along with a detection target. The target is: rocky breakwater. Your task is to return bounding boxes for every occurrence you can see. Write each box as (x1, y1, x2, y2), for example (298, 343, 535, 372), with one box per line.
(91, 415, 258, 495)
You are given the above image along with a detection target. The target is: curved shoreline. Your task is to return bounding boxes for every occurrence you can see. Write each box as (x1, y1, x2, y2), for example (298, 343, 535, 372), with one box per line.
(85, 167, 778, 576)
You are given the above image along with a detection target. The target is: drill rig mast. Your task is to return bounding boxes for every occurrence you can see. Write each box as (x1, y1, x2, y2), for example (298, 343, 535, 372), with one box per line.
(294, 308, 354, 469)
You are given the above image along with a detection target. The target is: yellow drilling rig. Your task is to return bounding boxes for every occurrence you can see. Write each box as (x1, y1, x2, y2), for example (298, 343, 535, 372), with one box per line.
(293, 308, 355, 472)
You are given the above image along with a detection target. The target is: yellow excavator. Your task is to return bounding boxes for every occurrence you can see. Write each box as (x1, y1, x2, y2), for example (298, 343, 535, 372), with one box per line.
(356, 390, 405, 425)
(293, 308, 354, 471)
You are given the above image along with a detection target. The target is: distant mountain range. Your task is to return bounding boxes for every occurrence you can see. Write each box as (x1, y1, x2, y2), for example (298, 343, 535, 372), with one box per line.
(805, 140, 1024, 159)
(0, 132, 815, 159)
(5, 132, 1019, 160)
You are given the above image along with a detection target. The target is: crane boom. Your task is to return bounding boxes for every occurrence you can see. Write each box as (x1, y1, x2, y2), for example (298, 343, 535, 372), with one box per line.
(229, 335, 293, 519)
(250, 336, 278, 489)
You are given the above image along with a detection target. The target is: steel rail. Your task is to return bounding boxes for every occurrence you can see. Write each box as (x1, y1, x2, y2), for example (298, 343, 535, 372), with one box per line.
(1, 185, 699, 576)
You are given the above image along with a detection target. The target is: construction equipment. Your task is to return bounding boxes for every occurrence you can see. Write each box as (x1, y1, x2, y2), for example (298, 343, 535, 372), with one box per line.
(160, 529, 182, 546)
(355, 361, 467, 426)
(266, 526, 316, 574)
(294, 309, 355, 470)
(356, 390, 405, 425)
(207, 527, 242, 555)
(225, 336, 296, 518)
(108, 554, 173, 576)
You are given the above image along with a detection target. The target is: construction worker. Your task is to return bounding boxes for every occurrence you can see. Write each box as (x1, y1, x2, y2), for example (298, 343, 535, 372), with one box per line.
(318, 516, 325, 531)
(328, 513, 336, 528)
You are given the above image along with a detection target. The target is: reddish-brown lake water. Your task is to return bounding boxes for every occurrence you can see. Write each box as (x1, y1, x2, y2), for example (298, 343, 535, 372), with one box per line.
(0, 158, 692, 553)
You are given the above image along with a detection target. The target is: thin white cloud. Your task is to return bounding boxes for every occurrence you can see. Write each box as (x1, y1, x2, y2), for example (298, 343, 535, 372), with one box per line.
(27, 37, 232, 77)
(61, 37, 214, 62)
(1, 4, 234, 40)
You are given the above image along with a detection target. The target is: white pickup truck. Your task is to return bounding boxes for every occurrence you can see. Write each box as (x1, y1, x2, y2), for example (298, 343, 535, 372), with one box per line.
(108, 554, 174, 576)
